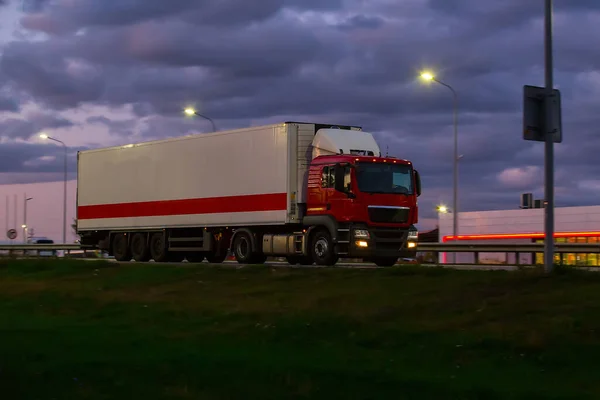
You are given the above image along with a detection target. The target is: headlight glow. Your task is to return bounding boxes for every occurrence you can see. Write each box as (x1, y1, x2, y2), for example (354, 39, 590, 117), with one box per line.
(354, 229, 370, 239)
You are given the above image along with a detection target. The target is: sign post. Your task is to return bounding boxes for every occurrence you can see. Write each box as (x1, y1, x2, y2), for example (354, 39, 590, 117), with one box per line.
(522, 1, 558, 273)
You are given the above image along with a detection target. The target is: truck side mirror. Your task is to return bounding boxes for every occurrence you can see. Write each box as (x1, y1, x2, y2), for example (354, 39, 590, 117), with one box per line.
(414, 169, 422, 197)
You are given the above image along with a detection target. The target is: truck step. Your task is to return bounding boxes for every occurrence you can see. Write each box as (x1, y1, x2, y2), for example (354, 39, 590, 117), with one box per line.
(169, 237, 204, 242)
(169, 247, 204, 252)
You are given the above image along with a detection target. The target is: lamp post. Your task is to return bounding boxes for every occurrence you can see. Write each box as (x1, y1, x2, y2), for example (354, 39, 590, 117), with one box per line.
(23, 194, 33, 243)
(184, 108, 217, 132)
(40, 133, 68, 244)
(421, 72, 459, 262)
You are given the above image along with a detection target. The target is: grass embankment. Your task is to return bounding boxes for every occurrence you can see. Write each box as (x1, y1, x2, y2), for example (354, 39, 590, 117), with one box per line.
(0, 260, 599, 399)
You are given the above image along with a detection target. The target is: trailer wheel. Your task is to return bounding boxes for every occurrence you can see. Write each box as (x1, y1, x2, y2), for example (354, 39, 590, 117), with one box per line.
(233, 232, 254, 264)
(149, 232, 168, 262)
(310, 230, 338, 266)
(130, 233, 150, 262)
(372, 257, 398, 267)
(112, 233, 130, 262)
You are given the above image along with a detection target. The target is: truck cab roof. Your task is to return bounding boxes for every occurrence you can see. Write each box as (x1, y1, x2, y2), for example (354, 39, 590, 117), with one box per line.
(311, 154, 412, 166)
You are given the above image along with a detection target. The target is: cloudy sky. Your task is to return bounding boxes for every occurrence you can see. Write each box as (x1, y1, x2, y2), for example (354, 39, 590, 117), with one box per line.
(0, 0, 599, 240)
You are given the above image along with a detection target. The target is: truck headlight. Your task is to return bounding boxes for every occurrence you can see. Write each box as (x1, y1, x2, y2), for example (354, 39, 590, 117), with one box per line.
(408, 229, 418, 240)
(354, 229, 370, 239)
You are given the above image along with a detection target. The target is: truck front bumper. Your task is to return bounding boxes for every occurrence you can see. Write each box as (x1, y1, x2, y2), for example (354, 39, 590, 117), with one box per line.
(345, 226, 418, 259)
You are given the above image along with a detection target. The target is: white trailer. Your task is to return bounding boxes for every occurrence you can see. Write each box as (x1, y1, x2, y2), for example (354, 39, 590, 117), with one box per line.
(77, 122, 376, 231)
(77, 121, 411, 266)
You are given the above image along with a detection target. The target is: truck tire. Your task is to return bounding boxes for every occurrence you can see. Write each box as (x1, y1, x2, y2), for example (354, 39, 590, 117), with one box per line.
(310, 230, 338, 266)
(149, 232, 169, 262)
(233, 232, 260, 264)
(130, 233, 150, 262)
(372, 257, 398, 267)
(112, 233, 130, 262)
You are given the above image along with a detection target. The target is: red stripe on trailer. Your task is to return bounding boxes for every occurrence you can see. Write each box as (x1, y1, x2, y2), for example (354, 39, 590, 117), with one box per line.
(78, 192, 287, 220)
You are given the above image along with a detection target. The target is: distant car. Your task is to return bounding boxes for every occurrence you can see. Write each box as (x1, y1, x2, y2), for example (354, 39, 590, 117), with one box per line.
(28, 238, 56, 257)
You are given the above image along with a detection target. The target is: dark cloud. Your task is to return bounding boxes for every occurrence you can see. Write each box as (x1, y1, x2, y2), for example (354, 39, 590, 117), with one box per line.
(0, 112, 75, 141)
(0, 142, 83, 175)
(336, 15, 385, 31)
(86, 115, 136, 137)
(0, 95, 19, 112)
(0, 112, 75, 139)
(1, 0, 600, 227)
(19, 0, 345, 35)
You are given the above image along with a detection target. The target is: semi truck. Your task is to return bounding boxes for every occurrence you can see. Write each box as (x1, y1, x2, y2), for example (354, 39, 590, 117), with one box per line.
(77, 122, 421, 266)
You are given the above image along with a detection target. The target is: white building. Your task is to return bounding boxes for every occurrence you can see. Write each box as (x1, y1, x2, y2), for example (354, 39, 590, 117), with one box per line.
(438, 205, 600, 266)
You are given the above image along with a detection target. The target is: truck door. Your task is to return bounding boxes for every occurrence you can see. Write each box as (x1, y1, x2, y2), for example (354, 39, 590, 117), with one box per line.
(325, 164, 352, 220)
(320, 165, 335, 213)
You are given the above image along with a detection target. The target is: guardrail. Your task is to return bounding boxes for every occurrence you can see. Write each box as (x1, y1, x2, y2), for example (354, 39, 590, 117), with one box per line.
(0, 242, 598, 265)
(416, 242, 600, 265)
(0, 244, 82, 251)
(0, 243, 89, 258)
(417, 243, 600, 253)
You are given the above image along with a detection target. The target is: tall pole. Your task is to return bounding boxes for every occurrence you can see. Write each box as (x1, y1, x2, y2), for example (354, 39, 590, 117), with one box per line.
(23, 194, 32, 243)
(432, 78, 459, 263)
(23, 193, 26, 243)
(452, 89, 459, 264)
(5, 195, 8, 236)
(62, 144, 67, 244)
(40, 135, 68, 244)
(13, 194, 16, 235)
(544, 0, 554, 273)
(194, 112, 217, 132)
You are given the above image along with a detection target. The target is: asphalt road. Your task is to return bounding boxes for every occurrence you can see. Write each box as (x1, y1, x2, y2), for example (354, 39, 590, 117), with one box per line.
(100, 258, 524, 270)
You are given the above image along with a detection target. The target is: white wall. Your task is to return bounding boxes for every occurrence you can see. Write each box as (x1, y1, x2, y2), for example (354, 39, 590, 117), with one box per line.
(0, 180, 77, 244)
(438, 205, 600, 264)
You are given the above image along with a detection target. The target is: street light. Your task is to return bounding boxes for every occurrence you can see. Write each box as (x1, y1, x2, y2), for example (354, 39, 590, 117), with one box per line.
(23, 194, 32, 243)
(420, 71, 459, 258)
(436, 205, 448, 214)
(40, 133, 67, 244)
(184, 107, 217, 132)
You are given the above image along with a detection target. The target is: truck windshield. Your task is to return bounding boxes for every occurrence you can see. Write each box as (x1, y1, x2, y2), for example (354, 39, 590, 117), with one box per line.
(355, 163, 413, 195)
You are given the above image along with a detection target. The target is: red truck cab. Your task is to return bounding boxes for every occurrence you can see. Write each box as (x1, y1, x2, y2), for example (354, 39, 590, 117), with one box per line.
(303, 153, 421, 266)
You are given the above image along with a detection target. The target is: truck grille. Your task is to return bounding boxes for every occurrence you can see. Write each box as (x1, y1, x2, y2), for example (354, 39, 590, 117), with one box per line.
(368, 206, 409, 223)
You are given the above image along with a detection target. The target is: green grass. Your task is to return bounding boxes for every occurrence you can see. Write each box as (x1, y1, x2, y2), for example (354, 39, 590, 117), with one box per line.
(1, 259, 599, 399)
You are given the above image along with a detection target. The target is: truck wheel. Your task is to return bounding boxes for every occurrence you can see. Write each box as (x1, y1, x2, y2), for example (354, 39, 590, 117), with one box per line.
(310, 230, 338, 266)
(372, 257, 398, 267)
(149, 232, 169, 262)
(233, 232, 255, 264)
(130, 233, 150, 262)
(112, 233, 130, 262)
